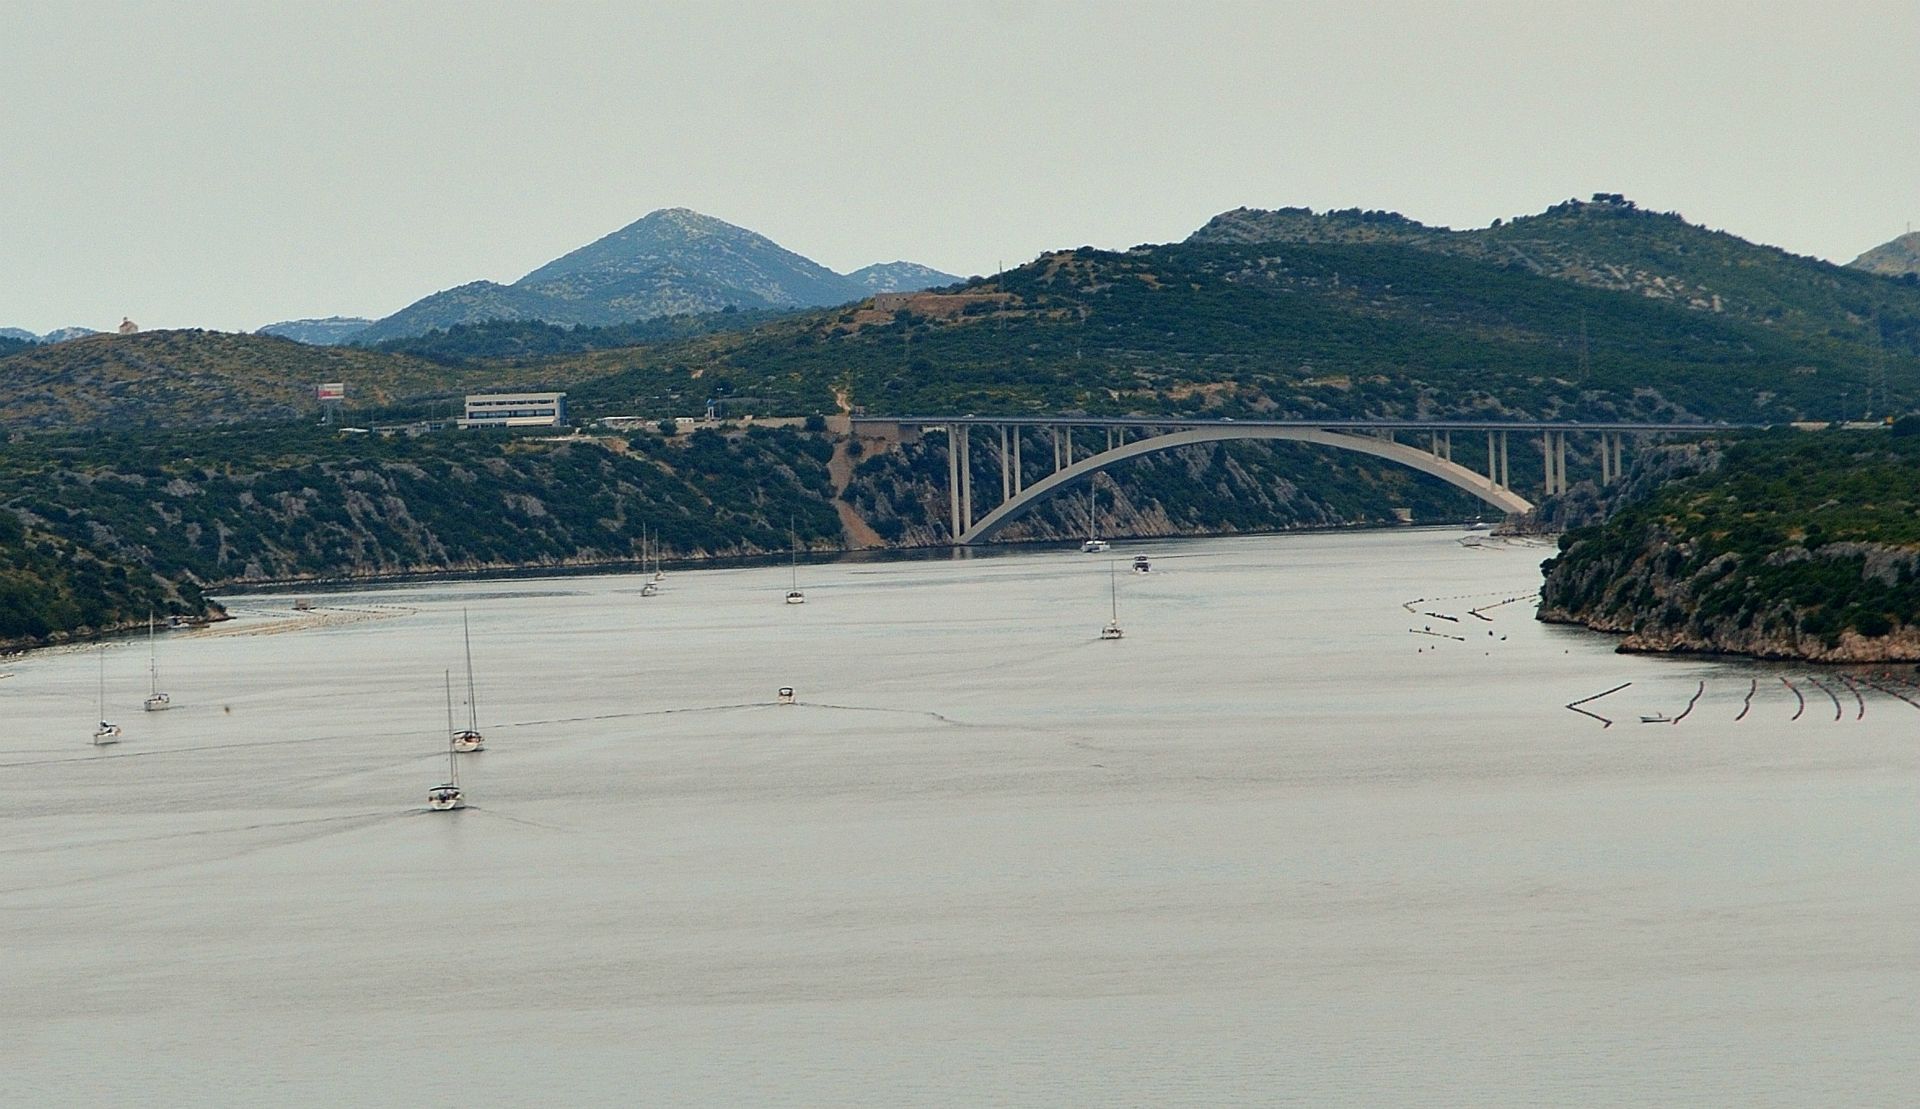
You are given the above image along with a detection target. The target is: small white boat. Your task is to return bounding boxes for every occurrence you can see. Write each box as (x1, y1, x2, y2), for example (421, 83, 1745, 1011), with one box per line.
(143, 613, 171, 712)
(1131, 554, 1151, 573)
(1460, 520, 1494, 547)
(92, 646, 122, 745)
(451, 610, 485, 752)
(784, 519, 806, 604)
(1639, 713, 1673, 724)
(778, 686, 796, 705)
(429, 671, 467, 811)
(640, 524, 664, 594)
(1099, 560, 1125, 640)
(1080, 483, 1110, 552)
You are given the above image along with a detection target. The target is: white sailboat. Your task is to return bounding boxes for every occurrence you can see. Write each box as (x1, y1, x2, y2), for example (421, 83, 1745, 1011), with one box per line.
(640, 524, 660, 596)
(1079, 483, 1109, 552)
(1100, 560, 1125, 640)
(143, 612, 171, 711)
(92, 645, 122, 745)
(785, 519, 806, 605)
(451, 610, 485, 752)
(428, 670, 467, 811)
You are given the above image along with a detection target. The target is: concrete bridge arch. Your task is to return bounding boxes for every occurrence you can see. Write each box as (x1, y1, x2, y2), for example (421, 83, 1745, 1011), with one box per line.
(957, 425, 1533, 544)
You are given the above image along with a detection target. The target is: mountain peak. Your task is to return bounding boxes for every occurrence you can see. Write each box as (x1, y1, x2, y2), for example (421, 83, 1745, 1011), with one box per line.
(350, 209, 959, 344)
(1849, 231, 1920, 277)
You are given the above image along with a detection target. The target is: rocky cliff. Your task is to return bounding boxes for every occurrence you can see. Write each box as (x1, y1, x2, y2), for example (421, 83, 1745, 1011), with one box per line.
(1537, 430, 1920, 661)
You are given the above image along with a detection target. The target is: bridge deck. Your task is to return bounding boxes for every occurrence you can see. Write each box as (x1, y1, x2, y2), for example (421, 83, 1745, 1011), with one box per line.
(855, 416, 1750, 433)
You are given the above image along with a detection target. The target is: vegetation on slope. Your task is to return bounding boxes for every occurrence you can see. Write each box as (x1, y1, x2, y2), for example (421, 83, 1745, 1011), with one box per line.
(1539, 428, 1920, 659)
(1192, 195, 1920, 358)
(553, 238, 1914, 431)
(361, 307, 797, 366)
(0, 424, 844, 587)
(0, 507, 209, 647)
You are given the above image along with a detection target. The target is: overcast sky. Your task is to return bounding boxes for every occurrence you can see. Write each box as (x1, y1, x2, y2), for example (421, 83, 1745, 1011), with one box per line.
(4, 1, 1918, 334)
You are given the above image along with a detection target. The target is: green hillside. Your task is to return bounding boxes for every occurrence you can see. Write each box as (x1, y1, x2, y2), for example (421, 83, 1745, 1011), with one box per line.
(0, 329, 595, 431)
(1540, 428, 1920, 660)
(556, 237, 1913, 426)
(0, 507, 209, 646)
(1192, 195, 1920, 357)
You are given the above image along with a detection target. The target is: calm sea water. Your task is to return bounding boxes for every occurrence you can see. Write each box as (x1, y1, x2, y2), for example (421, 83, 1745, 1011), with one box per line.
(3, 529, 1915, 1106)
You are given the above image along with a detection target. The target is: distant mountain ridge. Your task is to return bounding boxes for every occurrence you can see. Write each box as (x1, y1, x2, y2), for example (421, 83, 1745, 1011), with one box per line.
(254, 316, 374, 345)
(1, 326, 103, 345)
(352, 208, 959, 343)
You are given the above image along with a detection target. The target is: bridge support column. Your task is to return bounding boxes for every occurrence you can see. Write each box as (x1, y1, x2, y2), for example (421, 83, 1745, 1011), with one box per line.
(1051, 427, 1062, 472)
(1541, 431, 1569, 496)
(1487, 431, 1498, 488)
(946, 427, 962, 539)
(1600, 432, 1611, 485)
(1500, 433, 1510, 490)
(1014, 428, 1024, 494)
(959, 425, 973, 531)
(1000, 426, 1011, 503)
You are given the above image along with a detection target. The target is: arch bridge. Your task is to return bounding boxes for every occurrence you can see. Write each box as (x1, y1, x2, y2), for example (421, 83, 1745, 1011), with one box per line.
(851, 416, 1738, 545)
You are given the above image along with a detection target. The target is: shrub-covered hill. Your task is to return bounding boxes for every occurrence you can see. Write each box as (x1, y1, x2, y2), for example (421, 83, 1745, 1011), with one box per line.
(1191, 195, 1920, 357)
(13, 201, 1920, 435)
(0, 508, 211, 648)
(0, 425, 847, 587)
(0, 329, 589, 432)
(551, 236, 1914, 429)
(1539, 428, 1920, 661)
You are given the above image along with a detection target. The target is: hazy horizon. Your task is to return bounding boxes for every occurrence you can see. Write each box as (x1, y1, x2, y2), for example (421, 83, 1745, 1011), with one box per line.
(5, 1, 1919, 334)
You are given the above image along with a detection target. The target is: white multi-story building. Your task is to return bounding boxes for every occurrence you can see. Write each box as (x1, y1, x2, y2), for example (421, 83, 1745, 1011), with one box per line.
(459, 392, 568, 429)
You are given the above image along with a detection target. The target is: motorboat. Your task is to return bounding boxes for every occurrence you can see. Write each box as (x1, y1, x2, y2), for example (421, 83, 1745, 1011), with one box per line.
(1131, 554, 1151, 573)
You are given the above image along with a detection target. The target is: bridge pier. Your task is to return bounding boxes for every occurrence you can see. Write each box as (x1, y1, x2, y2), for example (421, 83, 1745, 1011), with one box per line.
(946, 426, 963, 539)
(960, 425, 973, 532)
(1006, 422, 1021, 498)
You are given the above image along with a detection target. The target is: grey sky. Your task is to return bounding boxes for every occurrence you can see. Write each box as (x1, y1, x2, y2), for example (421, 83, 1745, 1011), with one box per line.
(4, 1, 1917, 334)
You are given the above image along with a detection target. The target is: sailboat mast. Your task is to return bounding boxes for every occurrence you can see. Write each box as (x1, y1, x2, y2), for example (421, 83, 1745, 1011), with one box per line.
(462, 609, 479, 732)
(790, 516, 798, 590)
(148, 612, 158, 695)
(98, 645, 107, 719)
